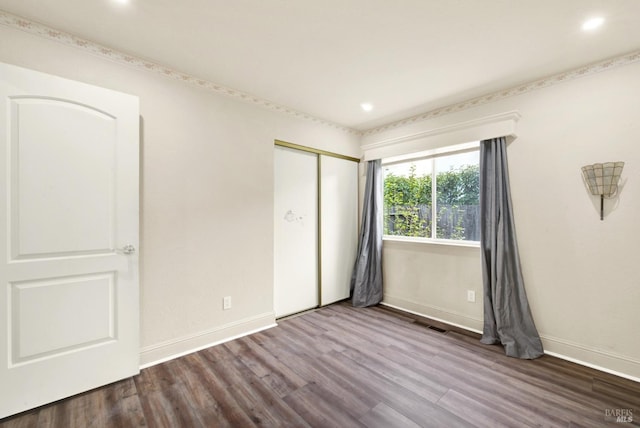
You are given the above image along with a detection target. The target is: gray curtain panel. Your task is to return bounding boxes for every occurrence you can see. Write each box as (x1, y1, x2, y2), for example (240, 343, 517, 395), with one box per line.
(350, 159, 383, 307)
(479, 137, 544, 359)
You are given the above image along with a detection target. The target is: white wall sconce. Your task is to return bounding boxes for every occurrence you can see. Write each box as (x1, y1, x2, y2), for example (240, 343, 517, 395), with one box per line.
(581, 162, 624, 220)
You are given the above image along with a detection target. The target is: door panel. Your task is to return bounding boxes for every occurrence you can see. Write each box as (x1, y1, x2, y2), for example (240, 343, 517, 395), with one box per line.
(274, 146, 318, 318)
(11, 98, 116, 257)
(0, 62, 139, 418)
(11, 273, 114, 364)
(320, 156, 358, 305)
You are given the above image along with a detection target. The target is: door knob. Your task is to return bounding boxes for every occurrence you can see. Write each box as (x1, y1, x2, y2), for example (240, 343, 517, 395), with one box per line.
(117, 244, 136, 255)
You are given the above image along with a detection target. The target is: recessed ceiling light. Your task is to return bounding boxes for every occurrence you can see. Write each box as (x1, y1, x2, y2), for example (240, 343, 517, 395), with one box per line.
(112, 0, 130, 5)
(582, 17, 604, 31)
(361, 103, 373, 112)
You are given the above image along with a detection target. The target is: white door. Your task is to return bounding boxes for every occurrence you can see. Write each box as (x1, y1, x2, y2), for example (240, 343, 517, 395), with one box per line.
(0, 62, 139, 418)
(274, 146, 318, 318)
(320, 155, 358, 305)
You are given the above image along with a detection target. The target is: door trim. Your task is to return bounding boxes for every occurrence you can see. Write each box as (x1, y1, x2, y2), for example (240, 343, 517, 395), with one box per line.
(274, 140, 360, 163)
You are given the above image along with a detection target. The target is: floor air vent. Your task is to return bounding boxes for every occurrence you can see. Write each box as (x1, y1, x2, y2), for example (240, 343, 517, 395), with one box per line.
(427, 325, 447, 333)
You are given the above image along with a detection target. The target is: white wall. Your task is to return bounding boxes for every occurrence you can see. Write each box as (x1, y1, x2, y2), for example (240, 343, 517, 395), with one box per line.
(362, 62, 640, 379)
(0, 25, 360, 365)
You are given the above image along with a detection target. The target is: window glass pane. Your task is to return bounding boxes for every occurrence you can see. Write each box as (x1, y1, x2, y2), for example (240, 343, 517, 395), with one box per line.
(435, 151, 480, 240)
(383, 159, 432, 238)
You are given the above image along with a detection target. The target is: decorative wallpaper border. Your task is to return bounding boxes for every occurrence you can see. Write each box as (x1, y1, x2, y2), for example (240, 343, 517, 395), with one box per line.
(364, 49, 640, 136)
(1, 9, 639, 137)
(0, 10, 357, 135)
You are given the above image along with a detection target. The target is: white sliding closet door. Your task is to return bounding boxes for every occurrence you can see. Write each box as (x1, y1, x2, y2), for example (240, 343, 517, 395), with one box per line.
(320, 155, 358, 305)
(274, 146, 318, 318)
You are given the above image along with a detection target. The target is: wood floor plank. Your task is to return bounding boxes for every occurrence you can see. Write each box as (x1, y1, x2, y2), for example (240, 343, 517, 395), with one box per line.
(0, 412, 38, 428)
(250, 325, 377, 418)
(321, 305, 451, 359)
(10, 381, 144, 428)
(223, 335, 308, 397)
(199, 346, 311, 427)
(359, 403, 422, 428)
(317, 350, 474, 427)
(339, 346, 448, 403)
(285, 315, 329, 337)
(133, 358, 183, 395)
(1, 301, 638, 427)
(430, 352, 615, 427)
(32, 403, 71, 428)
(490, 357, 635, 416)
(137, 382, 205, 428)
(177, 352, 255, 427)
(77, 380, 146, 428)
(438, 389, 534, 428)
(277, 350, 377, 416)
(592, 378, 640, 409)
(283, 382, 366, 428)
(275, 320, 342, 355)
(376, 342, 567, 427)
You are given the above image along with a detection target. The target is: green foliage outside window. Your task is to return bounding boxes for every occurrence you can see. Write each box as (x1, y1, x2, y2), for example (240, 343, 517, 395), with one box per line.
(384, 164, 480, 240)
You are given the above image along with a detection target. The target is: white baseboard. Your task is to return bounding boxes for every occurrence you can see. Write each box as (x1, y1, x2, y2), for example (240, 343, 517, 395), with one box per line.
(381, 298, 640, 383)
(381, 296, 483, 333)
(139, 312, 277, 369)
(541, 335, 640, 383)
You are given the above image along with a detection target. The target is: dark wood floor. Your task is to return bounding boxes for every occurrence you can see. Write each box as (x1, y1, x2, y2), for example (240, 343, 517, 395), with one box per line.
(1, 302, 639, 427)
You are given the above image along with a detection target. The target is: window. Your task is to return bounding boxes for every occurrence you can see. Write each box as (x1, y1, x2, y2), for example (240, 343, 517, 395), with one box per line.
(383, 144, 480, 242)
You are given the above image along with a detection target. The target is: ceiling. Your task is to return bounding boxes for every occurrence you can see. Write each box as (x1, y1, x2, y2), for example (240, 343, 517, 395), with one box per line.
(1, 0, 639, 131)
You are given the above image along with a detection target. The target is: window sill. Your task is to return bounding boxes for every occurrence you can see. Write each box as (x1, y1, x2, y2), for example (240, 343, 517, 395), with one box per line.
(382, 235, 480, 248)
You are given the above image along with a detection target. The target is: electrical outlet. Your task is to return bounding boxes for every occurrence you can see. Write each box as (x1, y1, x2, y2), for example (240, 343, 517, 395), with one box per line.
(467, 290, 476, 303)
(223, 296, 232, 310)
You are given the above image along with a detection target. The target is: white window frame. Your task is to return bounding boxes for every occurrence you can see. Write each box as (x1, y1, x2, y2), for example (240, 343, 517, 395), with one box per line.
(382, 141, 481, 247)
(363, 111, 521, 248)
